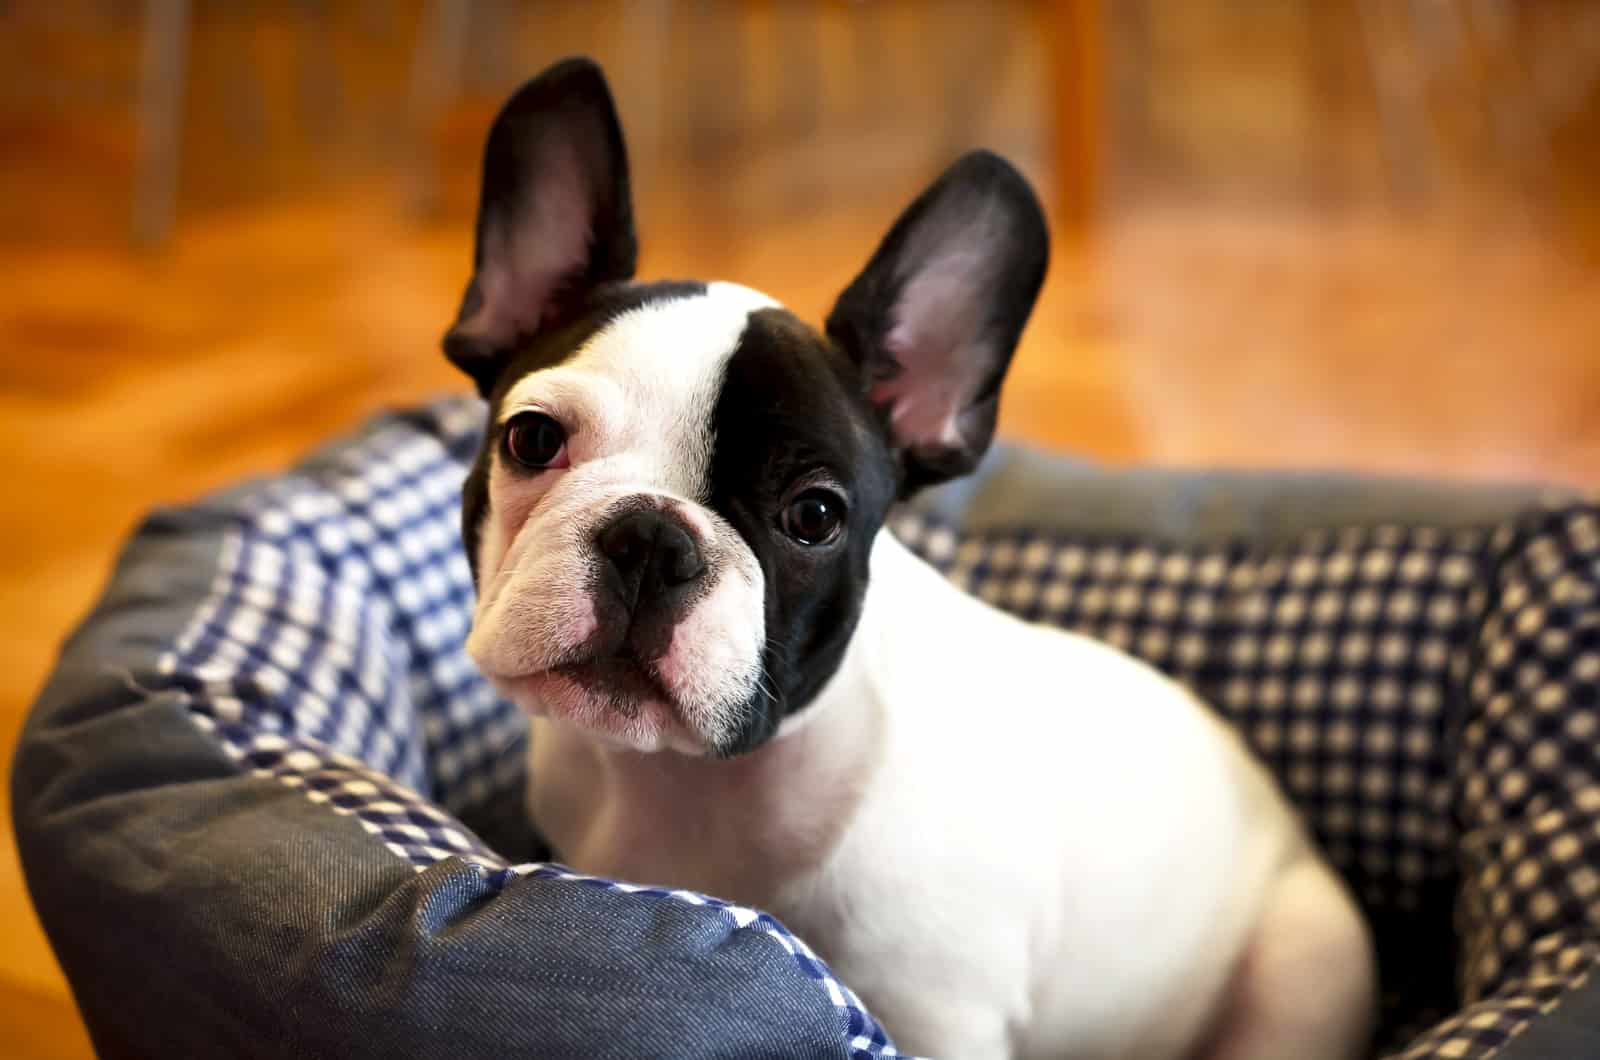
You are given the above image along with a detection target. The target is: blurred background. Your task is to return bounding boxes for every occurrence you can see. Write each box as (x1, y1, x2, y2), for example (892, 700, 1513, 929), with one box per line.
(2, 1, 1598, 1053)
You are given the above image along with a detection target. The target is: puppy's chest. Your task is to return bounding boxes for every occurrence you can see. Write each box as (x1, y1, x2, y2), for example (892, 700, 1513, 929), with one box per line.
(527, 718, 869, 906)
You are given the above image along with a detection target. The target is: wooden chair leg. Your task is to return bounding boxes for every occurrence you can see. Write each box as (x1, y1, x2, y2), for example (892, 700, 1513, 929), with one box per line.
(406, 0, 472, 218)
(1049, 0, 1102, 240)
(132, 0, 191, 247)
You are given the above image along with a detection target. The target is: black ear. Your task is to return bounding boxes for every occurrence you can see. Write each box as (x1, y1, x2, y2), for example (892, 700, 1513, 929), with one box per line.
(444, 57, 637, 395)
(826, 151, 1048, 496)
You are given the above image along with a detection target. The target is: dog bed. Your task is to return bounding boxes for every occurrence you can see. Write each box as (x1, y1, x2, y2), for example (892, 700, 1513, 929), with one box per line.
(14, 396, 1600, 1059)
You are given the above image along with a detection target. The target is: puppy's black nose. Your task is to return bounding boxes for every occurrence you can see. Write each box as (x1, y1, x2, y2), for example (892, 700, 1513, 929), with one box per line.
(597, 510, 705, 610)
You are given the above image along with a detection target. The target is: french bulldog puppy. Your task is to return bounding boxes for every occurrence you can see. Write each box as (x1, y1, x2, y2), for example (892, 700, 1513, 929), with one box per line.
(449, 57, 1376, 1060)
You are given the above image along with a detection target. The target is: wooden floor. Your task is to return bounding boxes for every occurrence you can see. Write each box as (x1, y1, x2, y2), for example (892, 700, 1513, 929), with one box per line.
(2, 3, 1598, 1055)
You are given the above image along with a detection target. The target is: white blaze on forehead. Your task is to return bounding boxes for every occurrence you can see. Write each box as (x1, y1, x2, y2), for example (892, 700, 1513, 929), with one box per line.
(500, 281, 779, 500)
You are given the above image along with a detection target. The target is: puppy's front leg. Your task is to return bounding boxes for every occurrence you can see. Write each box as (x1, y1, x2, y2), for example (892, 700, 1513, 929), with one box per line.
(1191, 857, 1376, 1060)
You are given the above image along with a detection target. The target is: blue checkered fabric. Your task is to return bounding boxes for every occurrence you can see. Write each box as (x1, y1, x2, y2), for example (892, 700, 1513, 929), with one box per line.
(152, 394, 1600, 1060)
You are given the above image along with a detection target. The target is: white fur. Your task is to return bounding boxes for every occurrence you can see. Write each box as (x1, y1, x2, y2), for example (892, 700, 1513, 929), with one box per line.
(526, 531, 1377, 1060)
(468, 283, 776, 751)
(658, 560, 765, 728)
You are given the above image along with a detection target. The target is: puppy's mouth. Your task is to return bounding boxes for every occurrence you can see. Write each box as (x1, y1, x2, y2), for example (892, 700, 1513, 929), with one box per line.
(486, 645, 707, 754)
(550, 652, 674, 718)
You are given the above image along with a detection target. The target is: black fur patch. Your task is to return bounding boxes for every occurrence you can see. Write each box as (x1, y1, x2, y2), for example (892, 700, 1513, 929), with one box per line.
(704, 308, 898, 754)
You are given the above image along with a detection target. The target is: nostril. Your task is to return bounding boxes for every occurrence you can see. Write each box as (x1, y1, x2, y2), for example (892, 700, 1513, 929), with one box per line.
(658, 525, 704, 586)
(598, 510, 705, 592)
(598, 515, 652, 574)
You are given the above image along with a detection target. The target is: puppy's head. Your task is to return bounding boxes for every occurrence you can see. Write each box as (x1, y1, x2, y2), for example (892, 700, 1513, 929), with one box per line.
(450, 59, 1048, 756)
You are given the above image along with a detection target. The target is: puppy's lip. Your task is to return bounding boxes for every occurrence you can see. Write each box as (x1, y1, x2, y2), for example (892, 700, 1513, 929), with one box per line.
(486, 647, 685, 719)
(551, 653, 675, 713)
(496, 662, 706, 754)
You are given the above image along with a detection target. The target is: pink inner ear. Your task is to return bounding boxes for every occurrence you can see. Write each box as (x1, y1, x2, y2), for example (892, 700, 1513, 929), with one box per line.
(454, 140, 597, 349)
(872, 213, 1002, 451)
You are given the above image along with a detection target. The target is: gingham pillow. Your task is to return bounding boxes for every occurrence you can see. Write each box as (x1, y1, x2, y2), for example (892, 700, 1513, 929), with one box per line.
(122, 397, 1600, 1057)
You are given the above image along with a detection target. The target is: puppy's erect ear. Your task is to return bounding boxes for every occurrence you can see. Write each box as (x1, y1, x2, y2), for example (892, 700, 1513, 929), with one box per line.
(444, 58, 637, 395)
(826, 151, 1048, 496)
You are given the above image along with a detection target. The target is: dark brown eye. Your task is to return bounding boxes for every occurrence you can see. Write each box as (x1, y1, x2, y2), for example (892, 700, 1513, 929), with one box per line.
(504, 412, 568, 469)
(782, 489, 846, 546)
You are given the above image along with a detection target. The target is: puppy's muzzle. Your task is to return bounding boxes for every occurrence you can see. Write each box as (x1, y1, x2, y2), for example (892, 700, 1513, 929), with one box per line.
(592, 507, 706, 662)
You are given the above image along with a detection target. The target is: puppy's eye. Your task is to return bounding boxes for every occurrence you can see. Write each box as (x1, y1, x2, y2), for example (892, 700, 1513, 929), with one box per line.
(504, 411, 568, 469)
(782, 489, 846, 546)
